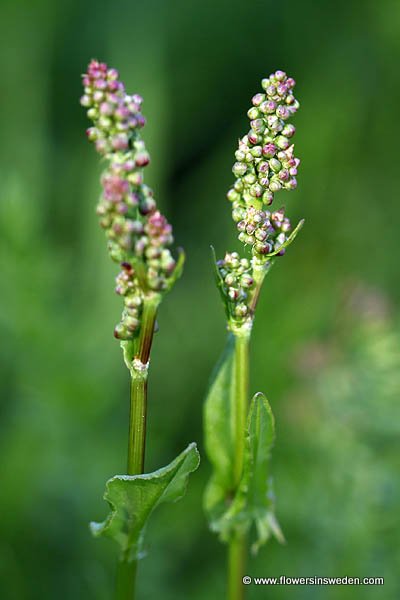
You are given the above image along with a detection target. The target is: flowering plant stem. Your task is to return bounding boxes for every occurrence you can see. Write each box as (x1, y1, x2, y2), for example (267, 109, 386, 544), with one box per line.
(116, 560, 137, 600)
(117, 297, 159, 598)
(204, 70, 302, 598)
(228, 535, 246, 600)
(229, 328, 251, 600)
(127, 296, 159, 474)
(81, 60, 199, 600)
(127, 371, 148, 475)
(232, 329, 251, 486)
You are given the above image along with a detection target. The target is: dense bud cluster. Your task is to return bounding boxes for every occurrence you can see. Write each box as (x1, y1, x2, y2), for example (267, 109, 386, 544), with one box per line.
(81, 60, 145, 155)
(233, 205, 292, 261)
(114, 263, 143, 339)
(223, 70, 301, 274)
(135, 211, 177, 290)
(217, 252, 255, 324)
(227, 70, 299, 212)
(81, 60, 179, 340)
(215, 70, 302, 328)
(228, 71, 300, 217)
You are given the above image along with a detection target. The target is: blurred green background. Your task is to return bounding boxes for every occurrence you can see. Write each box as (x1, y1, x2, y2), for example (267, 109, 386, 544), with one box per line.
(1, 0, 399, 598)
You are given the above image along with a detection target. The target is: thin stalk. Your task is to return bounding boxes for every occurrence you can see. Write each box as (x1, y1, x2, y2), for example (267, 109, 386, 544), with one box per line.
(115, 295, 159, 600)
(127, 369, 148, 474)
(135, 294, 161, 365)
(228, 328, 251, 600)
(249, 263, 272, 316)
(232, 331, 250, 484)
(126, 293, 160, 474)
(115, 560, 137, 600)
(228, 536, 246, 600)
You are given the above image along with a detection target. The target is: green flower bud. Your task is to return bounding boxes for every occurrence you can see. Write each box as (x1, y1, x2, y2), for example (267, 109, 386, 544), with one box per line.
(250, 146, 263, 158)
(233, 162, 248, 177)
(269, 179, 282, 192)
(262, 190, 274, 205)
(114, 324, 130, 340)
(125, 316, 140, 331)
(269, 158, 282, 173)
(243, 173, 257, 185)
(250, 119, 265, 133)
(227, 188, 239, 202)
(232, 205, 246, 222)
(247, 107, 260, 119)
(234, 179, 244, 192)
(235, 149, 246, 161)
(276, 136, 290, 150)
(250, 183, 263, 198)
(235, 304, 248, 317)
(240, 273, 254, 287)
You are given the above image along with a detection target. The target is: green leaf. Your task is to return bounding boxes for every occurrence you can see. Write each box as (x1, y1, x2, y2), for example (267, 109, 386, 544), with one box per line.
(210, 245, 232, 321)
(267, 218, 305, 258)
(90, 442, 200, 561)
(210, 245, 224, 290)
(208, 392, 284, 552)
(203, 334, 237, 522)
(165, 247, 185, 291)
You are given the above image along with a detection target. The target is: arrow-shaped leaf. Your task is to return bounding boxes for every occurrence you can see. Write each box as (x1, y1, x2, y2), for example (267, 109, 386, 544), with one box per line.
(91, 442, 200, 562)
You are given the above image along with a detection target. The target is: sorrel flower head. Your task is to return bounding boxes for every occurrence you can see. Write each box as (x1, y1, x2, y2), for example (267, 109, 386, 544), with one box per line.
(81, 60, 183, 340)
(215, 70, 303, 329)
(227, 70, 300, 213)
(81, 60, 145, 155)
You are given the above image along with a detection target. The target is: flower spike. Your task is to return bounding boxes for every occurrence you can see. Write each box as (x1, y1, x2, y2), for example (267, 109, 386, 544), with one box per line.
(81, 60, 182, 341)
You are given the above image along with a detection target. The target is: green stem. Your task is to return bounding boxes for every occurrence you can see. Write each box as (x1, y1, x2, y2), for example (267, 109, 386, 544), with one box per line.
(249, 262, 272, 316)
(126, 293, 160, 474)
(115, 560, 137, 600)
(232, 331, 250, 484)
(228, 328, 251, 600)
(115, 295, 159, 600)
(135, 294, 161, 365)
(228, 535, 246, 600)
(127, 369, 148, 474)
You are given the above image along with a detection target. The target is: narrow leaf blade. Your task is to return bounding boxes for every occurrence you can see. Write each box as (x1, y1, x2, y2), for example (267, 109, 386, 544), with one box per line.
(209, 392, 283, 550)
(203, 334, 237, 525)
(267, 218, 305, 258)
(165, 247, 185, 291)
(246, 393, 284, 552)
(210, 246, 232, 321)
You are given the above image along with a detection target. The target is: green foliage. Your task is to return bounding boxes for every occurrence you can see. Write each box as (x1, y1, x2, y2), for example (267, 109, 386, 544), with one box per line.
(204, 336, 282, 551)
(210, 246, 226, 310)
(91, 443, 200, 562)
(265, 218, 305, 259)
(203, 334, 237, 517)
(164, 248, 185, 292)
(217, 393, 284, 553)
(2, 0, 400, 597)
